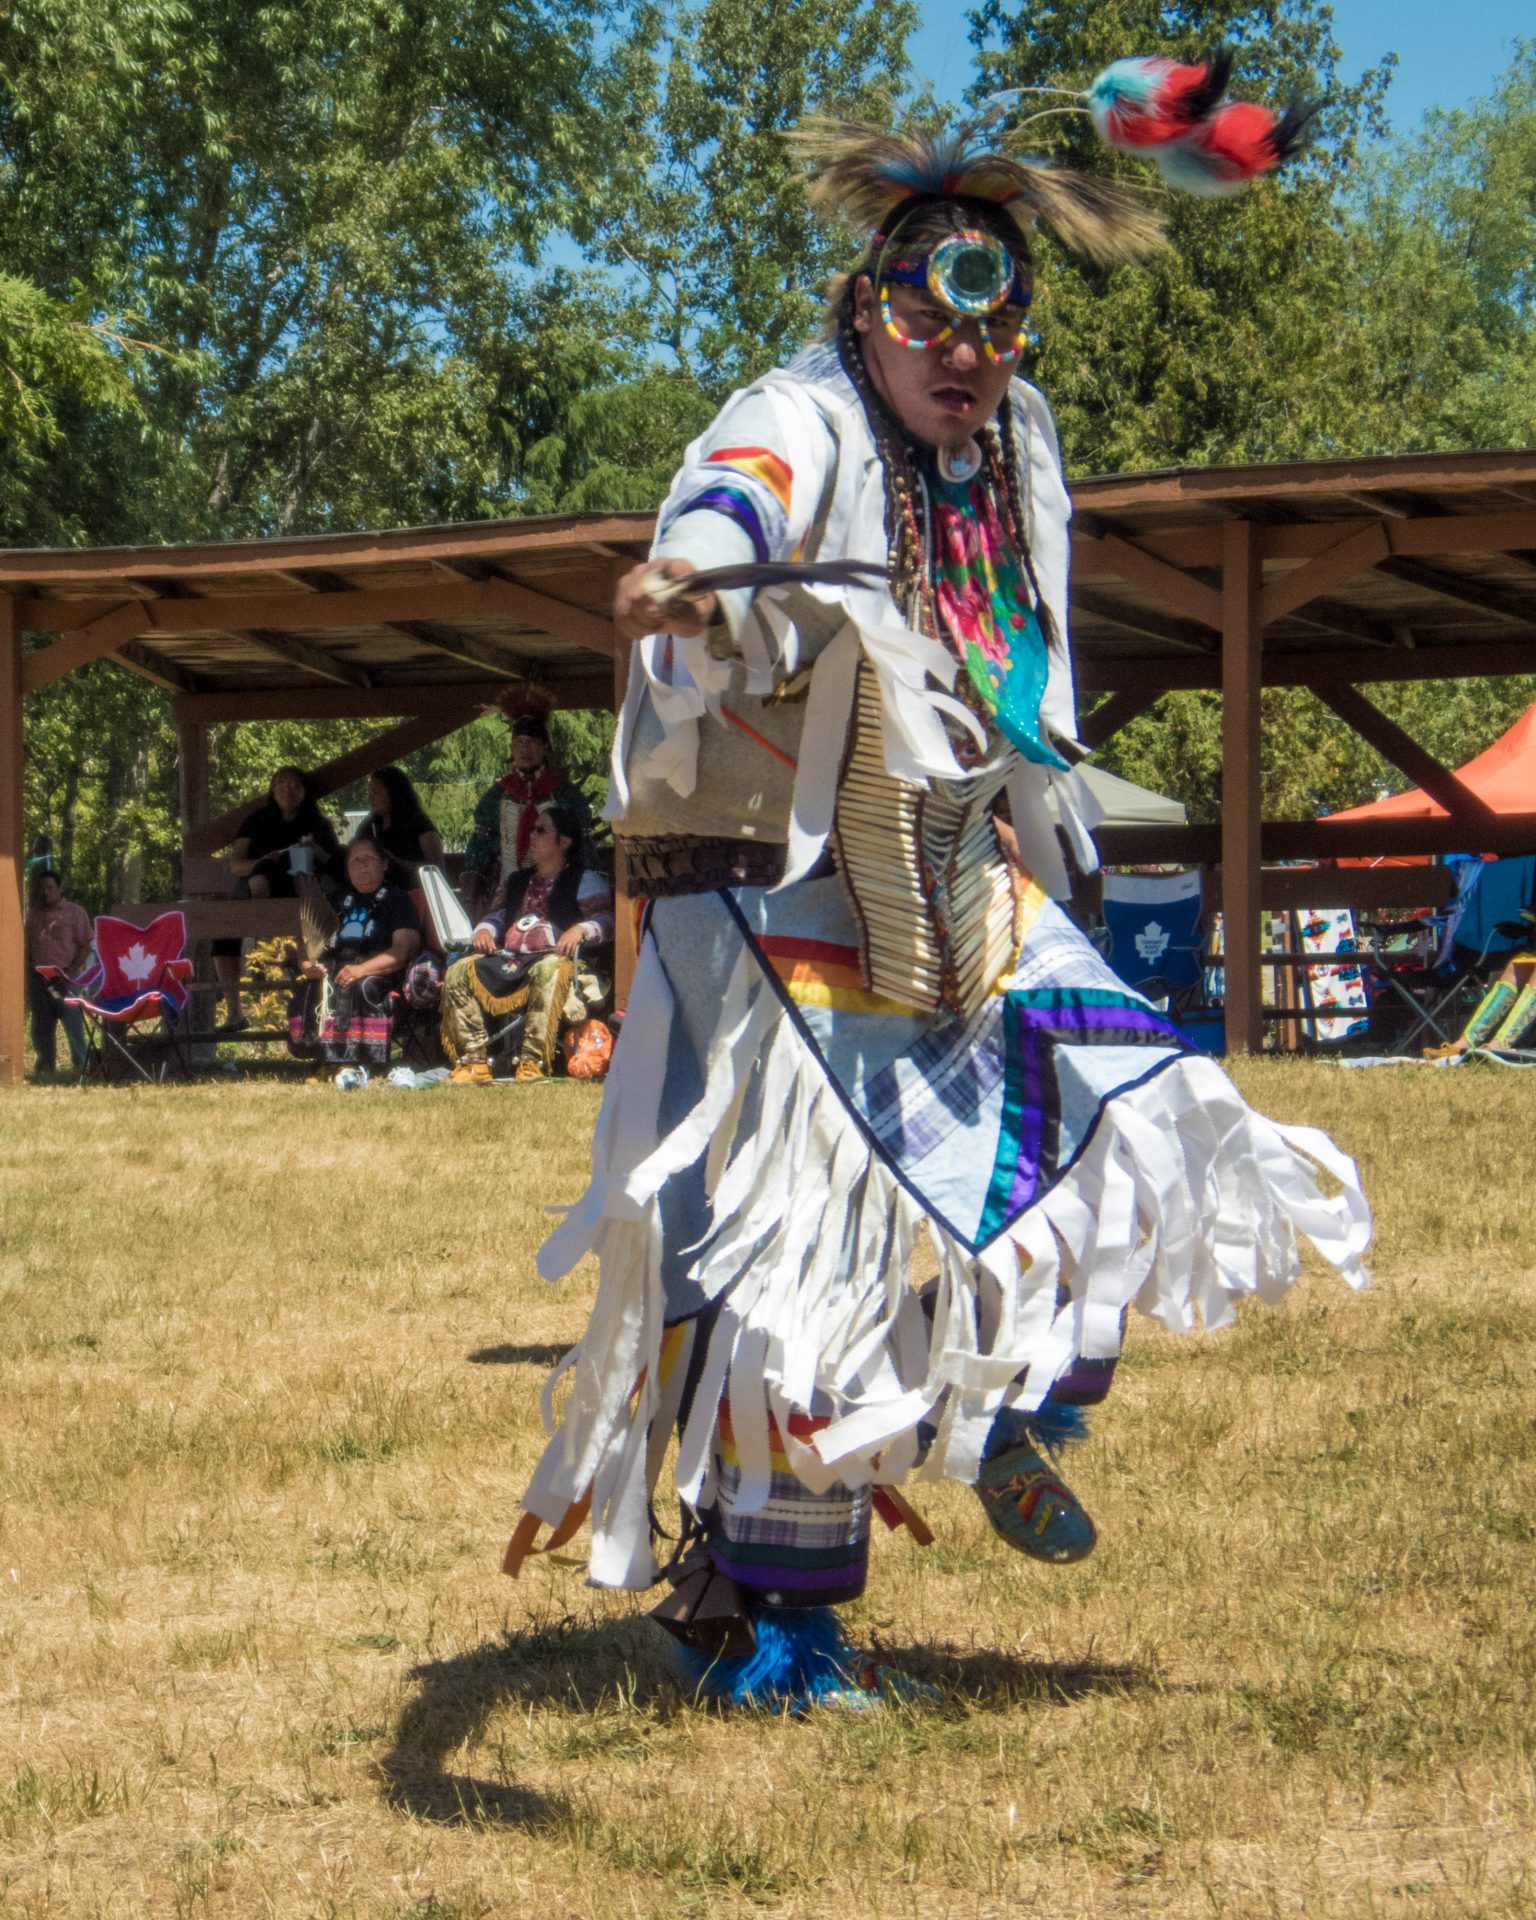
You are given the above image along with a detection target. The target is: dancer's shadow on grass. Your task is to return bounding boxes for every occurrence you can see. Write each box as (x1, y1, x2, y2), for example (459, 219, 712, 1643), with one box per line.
(876, 1640, 1162, 1709)
(465, 1342, 571, 1368)
(379, 1612, 679, 1827)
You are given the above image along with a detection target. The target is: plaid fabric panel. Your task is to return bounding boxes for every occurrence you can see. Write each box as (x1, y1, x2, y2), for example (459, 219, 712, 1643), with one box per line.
(858, 998, 1006, 1162)
(711, 1457, 872, 1599)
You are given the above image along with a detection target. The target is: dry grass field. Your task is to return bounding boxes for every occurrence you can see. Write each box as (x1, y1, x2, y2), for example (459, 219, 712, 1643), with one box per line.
(0, 1063, 1532, 1920)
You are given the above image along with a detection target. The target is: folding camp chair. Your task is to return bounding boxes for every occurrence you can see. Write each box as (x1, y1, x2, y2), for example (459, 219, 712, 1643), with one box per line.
(40, 912, 193, 1083)
(391, 866, 475, 1068)
(1100, 872, 1215, 1031)
(1361, 912, 1530, 1055)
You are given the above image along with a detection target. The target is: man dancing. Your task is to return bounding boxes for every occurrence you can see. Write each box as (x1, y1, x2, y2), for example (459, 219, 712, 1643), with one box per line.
(505, 96, 1370, 1709)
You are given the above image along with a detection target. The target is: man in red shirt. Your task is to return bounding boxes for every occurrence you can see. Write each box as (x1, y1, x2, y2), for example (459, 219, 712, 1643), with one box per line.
(24, 870, 92, 1075)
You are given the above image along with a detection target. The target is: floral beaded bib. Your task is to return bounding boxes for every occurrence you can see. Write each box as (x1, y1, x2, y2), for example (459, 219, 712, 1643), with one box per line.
(929, 466, 1067, 772)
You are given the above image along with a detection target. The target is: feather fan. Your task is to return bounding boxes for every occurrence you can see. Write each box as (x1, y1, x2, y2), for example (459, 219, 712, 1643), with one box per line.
(297, 874, 340, 965)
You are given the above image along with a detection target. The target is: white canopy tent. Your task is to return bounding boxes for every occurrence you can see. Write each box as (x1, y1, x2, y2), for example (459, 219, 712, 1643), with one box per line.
(1049, 764, 1187, 830)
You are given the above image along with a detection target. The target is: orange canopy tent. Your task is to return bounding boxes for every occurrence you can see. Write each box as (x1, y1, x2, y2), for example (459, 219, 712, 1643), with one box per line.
(1325, 701, 1536, 860)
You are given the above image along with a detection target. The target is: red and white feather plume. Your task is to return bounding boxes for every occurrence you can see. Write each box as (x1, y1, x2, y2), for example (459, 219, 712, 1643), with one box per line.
(1083, 48, 1316, 198)
(1086, 52, 1232, 151)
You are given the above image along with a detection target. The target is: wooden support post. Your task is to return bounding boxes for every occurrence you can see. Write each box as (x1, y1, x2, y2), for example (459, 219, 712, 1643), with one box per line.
(176, 719, 212, 852)
(176, 720, 213, 1038)
(1221, 520, 1264, 1056)
(0, 595, 24, 1082)
(610, 565, 637, 1011)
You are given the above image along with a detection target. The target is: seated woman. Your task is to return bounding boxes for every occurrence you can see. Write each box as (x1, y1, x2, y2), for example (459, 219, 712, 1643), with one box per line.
(288, 837, 422, 1073)
(441, 802, 612, 1084)
(357, 765, 444, 883)
(213, 765, 340, 1030)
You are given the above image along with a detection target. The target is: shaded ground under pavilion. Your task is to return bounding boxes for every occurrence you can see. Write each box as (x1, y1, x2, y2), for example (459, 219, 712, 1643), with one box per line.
(4, 446, 1536, 1081)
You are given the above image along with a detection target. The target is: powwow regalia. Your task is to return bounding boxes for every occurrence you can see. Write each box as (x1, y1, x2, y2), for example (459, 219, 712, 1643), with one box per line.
(505, 59, 1367, 1709)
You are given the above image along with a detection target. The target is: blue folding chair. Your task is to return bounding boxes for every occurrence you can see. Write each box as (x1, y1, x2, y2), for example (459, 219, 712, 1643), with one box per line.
(1099, 873, 1217, 1046)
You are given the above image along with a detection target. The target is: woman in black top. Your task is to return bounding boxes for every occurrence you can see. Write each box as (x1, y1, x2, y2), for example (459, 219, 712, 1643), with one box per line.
(213, 766, 341, 1030)
(359, 766, 444, 881)
(288, 837, 422, 1073)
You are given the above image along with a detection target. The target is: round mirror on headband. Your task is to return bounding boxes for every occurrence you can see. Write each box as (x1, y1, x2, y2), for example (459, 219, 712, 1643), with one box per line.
(926, 231, 1017, 316)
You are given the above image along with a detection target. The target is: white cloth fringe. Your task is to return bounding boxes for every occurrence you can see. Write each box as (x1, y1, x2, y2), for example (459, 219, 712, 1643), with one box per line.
(522, 934, 1372, 1591)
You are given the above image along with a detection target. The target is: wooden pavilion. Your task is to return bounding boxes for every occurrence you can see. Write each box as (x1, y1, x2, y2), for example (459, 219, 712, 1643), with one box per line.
(4, 447, 1536, 1081)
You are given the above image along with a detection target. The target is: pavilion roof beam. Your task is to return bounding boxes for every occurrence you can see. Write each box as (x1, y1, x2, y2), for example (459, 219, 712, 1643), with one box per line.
(383, 619, 531, 680)
(1257, 522, 1391, 626)
(1078, 636, 1536, 696)
(1078, 686, 1162, 750)
(19, 575, 616, 693)
(1072, 518, 1224, 630)
(118, 640, 203, 694)
(483, 566, 616, 651)
(1307, 681, 1500, 830)
(1334, 491, 1411, 519)
(1287, 598, 1404, 649)
(1068, 585, 1218, 655)
(1377, 554, 1536, 625)
(187, 701, 488, 857)
(241, 627, 373, 688)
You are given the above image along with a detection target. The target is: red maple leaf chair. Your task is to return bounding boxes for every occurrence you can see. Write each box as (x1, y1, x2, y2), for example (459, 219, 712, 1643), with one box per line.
(40, 912, 194, 1083)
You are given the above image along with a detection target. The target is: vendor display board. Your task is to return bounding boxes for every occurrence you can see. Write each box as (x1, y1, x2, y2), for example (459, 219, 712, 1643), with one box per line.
(1292, 907, 1369, 1044)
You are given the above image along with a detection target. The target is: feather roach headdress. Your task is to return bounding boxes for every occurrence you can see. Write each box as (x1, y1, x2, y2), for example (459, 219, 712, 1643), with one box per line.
(493, 684, 554, 729)
(791, 106, 1164, 268)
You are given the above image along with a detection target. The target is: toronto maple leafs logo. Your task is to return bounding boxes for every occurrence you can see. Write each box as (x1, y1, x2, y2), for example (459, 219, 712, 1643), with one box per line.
(119, 942, 158, 986)
(1134, 921, 1171, 966)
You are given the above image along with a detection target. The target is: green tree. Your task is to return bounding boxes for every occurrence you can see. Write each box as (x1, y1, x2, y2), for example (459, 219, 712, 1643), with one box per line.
(522, 0, 916, 510)
(1099, 677, 1536, 825)
(0, 0, 612, 546)
(968, 0, 1395, 475)
(1345, 43, 1536, 454)
(607, 0, 914, 387)
(3, 0, 619, 900)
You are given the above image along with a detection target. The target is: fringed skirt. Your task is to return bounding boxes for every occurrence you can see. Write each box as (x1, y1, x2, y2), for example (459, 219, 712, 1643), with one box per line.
(509, 871, 1371, 1593)
(287, 971, 396, 1067)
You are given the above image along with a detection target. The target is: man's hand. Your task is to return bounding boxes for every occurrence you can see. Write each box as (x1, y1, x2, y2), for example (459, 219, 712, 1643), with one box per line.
(615, 558, 718, 642)
(471, 926, 497, 956)
(555, 925, 585, 959)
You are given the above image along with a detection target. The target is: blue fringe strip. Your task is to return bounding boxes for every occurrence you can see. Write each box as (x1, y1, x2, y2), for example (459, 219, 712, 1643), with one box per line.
(982, 1399, 1090, 1463)
(677, 1606, 856, 1708)
(1026, 1400, 1090, 1453)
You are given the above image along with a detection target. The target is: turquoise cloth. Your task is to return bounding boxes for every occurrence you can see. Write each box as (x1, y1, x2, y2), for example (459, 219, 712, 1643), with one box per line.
(931, 468, 1068, 770)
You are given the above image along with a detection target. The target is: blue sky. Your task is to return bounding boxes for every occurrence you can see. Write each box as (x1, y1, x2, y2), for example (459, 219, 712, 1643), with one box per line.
(911, 1, 1531, 129)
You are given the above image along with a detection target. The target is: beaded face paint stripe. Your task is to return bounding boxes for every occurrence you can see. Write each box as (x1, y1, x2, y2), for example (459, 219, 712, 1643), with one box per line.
(880, 280, 950, 351)
(878, 284, 1025, 364)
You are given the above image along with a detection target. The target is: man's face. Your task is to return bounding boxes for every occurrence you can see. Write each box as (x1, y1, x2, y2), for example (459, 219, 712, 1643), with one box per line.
(40, 876, 61, 908)
(510, 731, 546, 776)
(852, 275, 1020, 452)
